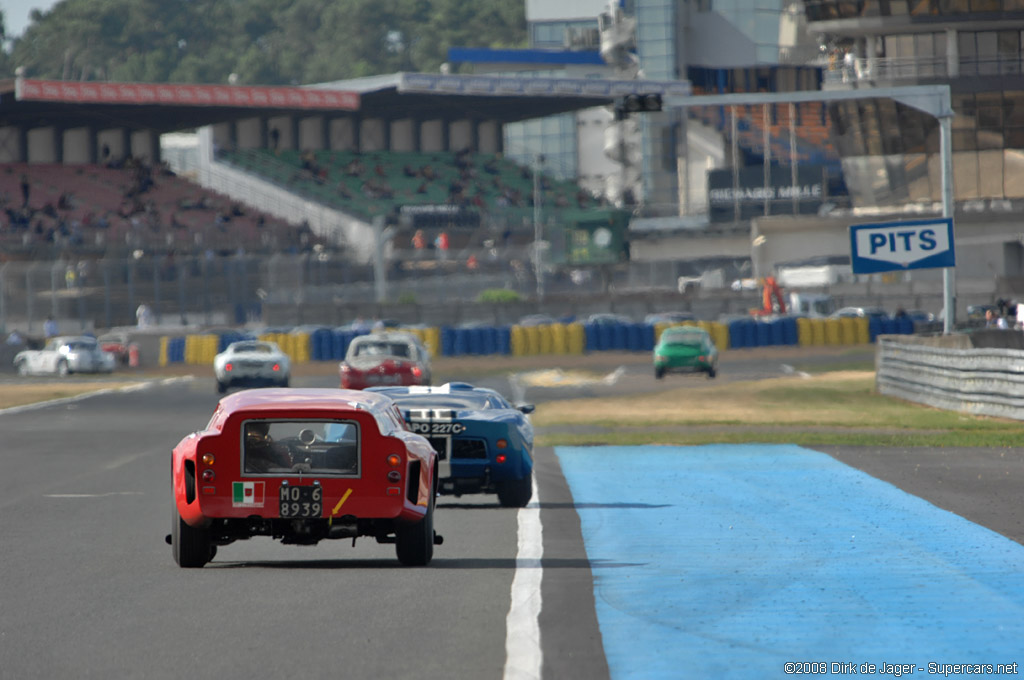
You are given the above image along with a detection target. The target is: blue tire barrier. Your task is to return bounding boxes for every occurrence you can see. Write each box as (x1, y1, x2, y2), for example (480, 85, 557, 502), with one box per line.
(756, 320, 772, 346)
(613, 323, 628, 350)
(218, 331, 255, 352)
(897, 316, 914, 334)
(452, 328, 468, 356)
(333, 330, 358, 360)
(869, 317, 883, 342)
(782, 317, 799, 345)
(642, 324, 656, 351)
(480, 327, 497, 355)
(312, 328, 332, 361)
(744, 320, 757, 348)
(584, 323, 598, 351)
(332, 331, 347, 360)
(769, 318, 786, 345)
(441, 326, 456, 357)
(627, 323, 645, 352)
(497, 327, 511, 355)
(595, 323, 611, 351)
(168, 336, 186, 363)
(729, 319, 747, 349)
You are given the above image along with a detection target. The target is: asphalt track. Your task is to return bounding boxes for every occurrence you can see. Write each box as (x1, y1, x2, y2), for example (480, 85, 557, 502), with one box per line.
(1, 350, 1022, 679)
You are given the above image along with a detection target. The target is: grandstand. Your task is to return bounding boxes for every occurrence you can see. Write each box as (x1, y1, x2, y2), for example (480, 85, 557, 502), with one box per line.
(0, 161, 305, 259)
(215, 146, 626, 262)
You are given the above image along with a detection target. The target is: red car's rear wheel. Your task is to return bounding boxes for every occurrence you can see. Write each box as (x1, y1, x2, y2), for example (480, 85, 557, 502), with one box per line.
(171, 507, 213, 568)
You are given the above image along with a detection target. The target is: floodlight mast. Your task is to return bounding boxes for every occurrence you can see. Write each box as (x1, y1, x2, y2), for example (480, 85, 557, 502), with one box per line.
(665, 84, 955, 333)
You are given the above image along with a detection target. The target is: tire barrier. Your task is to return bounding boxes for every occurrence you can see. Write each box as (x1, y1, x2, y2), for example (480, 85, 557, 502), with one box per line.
(158, 315, 910, 365)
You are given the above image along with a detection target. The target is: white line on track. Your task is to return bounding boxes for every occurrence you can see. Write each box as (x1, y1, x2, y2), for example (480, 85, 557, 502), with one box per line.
(503, 474, 543, 680)
(0, 376, 193, 415)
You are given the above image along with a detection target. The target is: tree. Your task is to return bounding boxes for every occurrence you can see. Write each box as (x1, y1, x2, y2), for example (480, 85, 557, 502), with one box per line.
(0, 0, 526, 83)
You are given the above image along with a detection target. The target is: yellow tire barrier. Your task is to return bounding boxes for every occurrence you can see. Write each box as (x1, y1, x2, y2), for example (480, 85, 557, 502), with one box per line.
(567, 323, 586, 355)
(810, 318, 826, 346)
(824, 318, 841, 346)
(524, 326, 541, 356)
(510, 325, 526, 356)
(538, 325, 555, 355)
(796, 317, 812, 346)
(855, 317, 870, 344)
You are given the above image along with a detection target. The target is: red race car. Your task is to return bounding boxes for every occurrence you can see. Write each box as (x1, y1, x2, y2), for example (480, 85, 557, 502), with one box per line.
(339, 331, 433, 389)
(97, 331, 135, 366)
(167, 388, 441, 568)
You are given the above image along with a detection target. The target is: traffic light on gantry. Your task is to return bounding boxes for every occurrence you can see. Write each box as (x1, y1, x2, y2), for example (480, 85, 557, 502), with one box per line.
(614, 93, 662, 120)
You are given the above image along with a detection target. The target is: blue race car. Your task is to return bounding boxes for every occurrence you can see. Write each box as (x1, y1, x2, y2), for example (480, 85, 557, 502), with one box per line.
(367, 382, 535, 507)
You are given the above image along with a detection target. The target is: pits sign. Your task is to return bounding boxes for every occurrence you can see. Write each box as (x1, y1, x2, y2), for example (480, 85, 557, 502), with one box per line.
(849, 218, 955, 274)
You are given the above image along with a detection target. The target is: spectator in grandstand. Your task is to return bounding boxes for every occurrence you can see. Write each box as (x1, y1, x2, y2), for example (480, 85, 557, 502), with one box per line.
(20, 174, 30, 208)
(412, 229, 426, 252)
(345, 158, 365, 177)
(44, 316, 58, 339)
(403, 164, 419, 178)
(576, 188, 591, 208)
(842, 48, 856, 83)
(270, 127, 280, 151)
(5, 329, 25, 346)
(136, 303, 154, 328)
(435, 232, 449, 261)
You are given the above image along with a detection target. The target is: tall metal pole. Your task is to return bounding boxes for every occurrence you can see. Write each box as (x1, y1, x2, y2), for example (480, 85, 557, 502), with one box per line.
(789, 103, 798, 215)
(731, 107, 739, 222)
(763, 102, 771, 217)
(533, 154, 544, 302)
(372, 216, 388, 304)
(0, 262, 7, 334)
(940, 113, 956, 334)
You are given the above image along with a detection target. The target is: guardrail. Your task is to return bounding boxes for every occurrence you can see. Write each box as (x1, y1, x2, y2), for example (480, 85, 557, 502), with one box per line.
(876, 335, 1024, 420)
(157, 315, 913, 366)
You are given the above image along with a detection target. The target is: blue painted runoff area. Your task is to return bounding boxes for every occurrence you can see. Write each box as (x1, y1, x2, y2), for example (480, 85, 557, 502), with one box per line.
(555, 445, 1024, 679)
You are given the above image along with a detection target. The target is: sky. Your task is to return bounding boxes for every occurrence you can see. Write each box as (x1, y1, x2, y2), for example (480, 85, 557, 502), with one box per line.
(3, 0, 59, 38)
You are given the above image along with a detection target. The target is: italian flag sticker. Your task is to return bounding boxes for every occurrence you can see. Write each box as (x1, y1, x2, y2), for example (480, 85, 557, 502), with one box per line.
(232, 481, 265, 507)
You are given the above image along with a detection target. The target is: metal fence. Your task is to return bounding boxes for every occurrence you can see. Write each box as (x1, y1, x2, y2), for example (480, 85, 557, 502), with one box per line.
(876, 335, 1024, 421)
(0, 251, 548, 335)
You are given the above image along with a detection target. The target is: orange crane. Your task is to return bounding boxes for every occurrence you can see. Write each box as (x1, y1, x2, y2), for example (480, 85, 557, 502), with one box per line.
(751, 276, 787, 316)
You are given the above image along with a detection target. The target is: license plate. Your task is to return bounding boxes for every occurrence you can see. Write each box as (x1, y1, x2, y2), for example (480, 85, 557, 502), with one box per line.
(279, 485, 323, 518)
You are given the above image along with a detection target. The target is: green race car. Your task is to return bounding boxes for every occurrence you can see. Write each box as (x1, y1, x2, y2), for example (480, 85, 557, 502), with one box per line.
(653, 326, 718, 380)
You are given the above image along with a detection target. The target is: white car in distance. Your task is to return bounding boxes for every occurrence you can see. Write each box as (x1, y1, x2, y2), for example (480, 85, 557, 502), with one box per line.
(213, 340, 291, 394)
(14, 335, 116, 376)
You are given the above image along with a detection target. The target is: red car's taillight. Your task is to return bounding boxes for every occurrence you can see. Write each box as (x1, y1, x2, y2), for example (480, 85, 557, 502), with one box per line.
(411, 366, 422, 378)
(224, 362, 233, 372)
